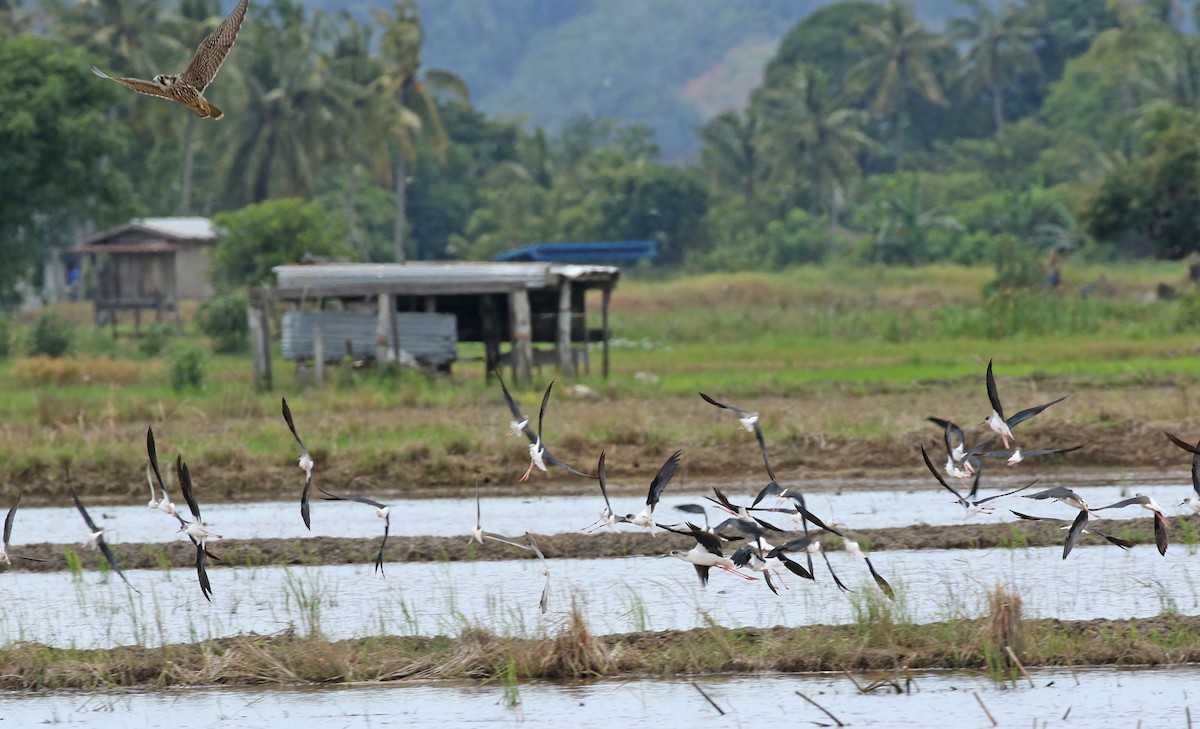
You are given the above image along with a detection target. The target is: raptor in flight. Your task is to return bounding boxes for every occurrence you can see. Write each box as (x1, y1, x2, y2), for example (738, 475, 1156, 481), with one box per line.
(91, 0, 249, 119)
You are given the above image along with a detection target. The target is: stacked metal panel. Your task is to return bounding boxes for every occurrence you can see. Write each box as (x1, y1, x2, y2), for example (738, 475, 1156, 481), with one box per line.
(281, 310, 457, 364)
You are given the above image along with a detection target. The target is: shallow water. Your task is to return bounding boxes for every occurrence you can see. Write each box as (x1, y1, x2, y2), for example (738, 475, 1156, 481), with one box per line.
(14, 479, 1186, 545)
(2, 541, 1197, 649)
(2, 666, 1197, 728)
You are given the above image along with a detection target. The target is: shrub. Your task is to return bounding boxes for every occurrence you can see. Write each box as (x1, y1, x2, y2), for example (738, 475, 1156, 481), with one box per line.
(28, 310, 72, 357)
(169, 345, 205, 391)
(138, 322, 175, 357)
(0, 315, 10, 358)
(197, 293, 249, 354)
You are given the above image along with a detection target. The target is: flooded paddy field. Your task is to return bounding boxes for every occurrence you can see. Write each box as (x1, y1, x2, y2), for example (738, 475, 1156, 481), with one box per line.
(3, 666, 1197, 728)
(11, 478, 1185, 546)
(3, 543, 1198, 649)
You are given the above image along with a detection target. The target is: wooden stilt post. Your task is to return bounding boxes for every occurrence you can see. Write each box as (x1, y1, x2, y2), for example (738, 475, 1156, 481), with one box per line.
(510, 286, 533, 384)
(248, 288, 273, 390)
(556, 278, 574, 376)
(601, 283, 612, 379)
(377, 293, 395, 363)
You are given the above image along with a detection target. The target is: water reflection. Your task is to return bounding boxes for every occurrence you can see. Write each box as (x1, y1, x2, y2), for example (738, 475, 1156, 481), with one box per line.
(2, 542, 1197, 649)
(12, 480, 1182, 545)
(1, 666, 1196, 728)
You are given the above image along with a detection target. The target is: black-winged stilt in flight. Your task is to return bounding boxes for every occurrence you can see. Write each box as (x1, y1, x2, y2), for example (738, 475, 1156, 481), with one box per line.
(1009, 510, 1134, 551)
(281, 398, 315, 530)
(1093, 493, 1170, 556)
(176, 455, 222, 600)
(984, 359, 1067, 448)
(319, 487, 390, 575)
(70, 486, 137, 592)
(495, 370, 594, 480)
(1164, 431, 1200, 513)
(0, 494, 45, 566)
(920, 445, 1037, 517)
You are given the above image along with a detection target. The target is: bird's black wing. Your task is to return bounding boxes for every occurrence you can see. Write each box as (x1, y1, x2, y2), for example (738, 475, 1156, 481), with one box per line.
(176, 456, 203, 522)
(985, 359, 1005, 421)
(3, 494, 18, 549)
(536, 379, 555, 445)
(318, 488, 387, 510)
(70, 487, 101, 533)
(98, 538, 137, 591)
(1153, 512, 1169, 557)
(921, 445, 966, 503)
(495, 368, 534, 442)
(974, 479, 1039, 506)
(1023, 485, 1078, 501)
(1009, 509, 1067, 525)
(928, 417, 966, 453)
(281, 397, 308, 453)
(542, 449, 597, 479)
(751, 423, 777, 483)
(965, 469, 983, 501)
(645, 450, 682, 510)
(1164, 431, 1200, 497)
(1088, 526, 1134, 550)
(1062, 510, 1088, 559)
(820, 550, 851, 593)
(300, 470, 312, 531)
(778, 553, 813, 580)
(865, 556, 894, 599)
(698, 391, 748, 418)
(595, 451, 614, 514)
(751, 481, 784, 508)
(147, 426, 169, 495)
(196, 544, 212, 601)
(714, 516, 764, 541)
(1005, 396, 1068, 429)
(693, 564, 711, 587)
(1092, 496, 1144, 511)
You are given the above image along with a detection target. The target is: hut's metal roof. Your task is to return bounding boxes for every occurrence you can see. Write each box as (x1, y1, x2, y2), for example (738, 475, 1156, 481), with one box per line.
(494, 240, 656, 263)
(76, 217, 216, 249)
(272, 262, 619, 292)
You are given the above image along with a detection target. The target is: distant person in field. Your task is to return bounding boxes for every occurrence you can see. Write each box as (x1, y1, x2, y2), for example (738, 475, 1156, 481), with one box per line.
(1046, 250, 1062, 291)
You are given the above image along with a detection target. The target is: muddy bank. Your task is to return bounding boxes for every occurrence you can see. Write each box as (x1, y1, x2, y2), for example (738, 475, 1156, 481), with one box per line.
(7, 514, 1191, 573)
(3, 611, 1200, 690)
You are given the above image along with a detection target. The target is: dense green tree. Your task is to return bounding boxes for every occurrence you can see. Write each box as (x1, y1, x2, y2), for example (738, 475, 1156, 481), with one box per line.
(0, 35, 133, 302)
(1082, 104, 1200, 258)
(763, 0, 886, 99)
(209, 199, 351, 288)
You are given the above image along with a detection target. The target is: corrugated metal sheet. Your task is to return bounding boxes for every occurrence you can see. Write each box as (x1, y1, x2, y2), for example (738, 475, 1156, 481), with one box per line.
(281, 311, 457, 364)
(137, 217, 215, 240)
(272, 262, 618, 290)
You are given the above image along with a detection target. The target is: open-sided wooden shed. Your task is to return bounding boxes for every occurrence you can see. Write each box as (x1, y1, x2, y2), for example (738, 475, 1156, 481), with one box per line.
(247, 262, 620, 387)
(69, 217, 217, 327)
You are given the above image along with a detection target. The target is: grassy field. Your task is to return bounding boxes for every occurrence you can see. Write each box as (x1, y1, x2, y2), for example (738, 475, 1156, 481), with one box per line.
(2, 262, 1200, 501)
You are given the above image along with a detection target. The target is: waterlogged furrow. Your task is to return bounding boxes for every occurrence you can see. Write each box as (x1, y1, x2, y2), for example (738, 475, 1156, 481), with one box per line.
(1, 543, 1198, 649)
(9, 480, 1179, 545)
(2, 667, 1198, 728)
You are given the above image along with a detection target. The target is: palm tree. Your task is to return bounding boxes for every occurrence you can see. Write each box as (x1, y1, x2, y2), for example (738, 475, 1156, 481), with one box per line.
(949, 0, 1042, 133)
(850, 0, 951, 169)
(218, 0, 360, 205)
(372, 1, 468, 263)
(698, 110, 764, 217)
(754, 65, 879, 217)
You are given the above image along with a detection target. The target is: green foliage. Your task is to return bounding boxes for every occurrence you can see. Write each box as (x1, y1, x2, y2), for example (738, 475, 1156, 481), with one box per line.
(28, 311, 72, 358)
(137, 323, 174, 358)
(169, 345, 206, 391)
(0, 34, 134, 299)
(210, 199, 352, 288)
(0, 315, 10, 359)
(197, 293, 249, 354)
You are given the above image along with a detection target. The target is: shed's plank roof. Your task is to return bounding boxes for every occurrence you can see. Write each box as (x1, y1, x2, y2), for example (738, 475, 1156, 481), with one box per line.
(77, 217, 215, 249)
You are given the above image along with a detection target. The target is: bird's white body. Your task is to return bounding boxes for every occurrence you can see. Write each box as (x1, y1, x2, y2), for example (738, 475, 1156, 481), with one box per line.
(0, 545, 9, 566)
(83, 530, 105, 550)
(738, 414, 759, 432)
(298, 452, 314, 477)
(180, 520, 221, 544)
(987, 411, 1013, 448)
(1005, 449, 1024, 466)
(844, 539, 862, 559)
(1182, 496, 1200, 514)
(944, 454, 973, 481)
(671, 543, 737, 571)
(521, 441, 547, 482)
(375, 506, 390, 520)
(507, 417, 528, 437)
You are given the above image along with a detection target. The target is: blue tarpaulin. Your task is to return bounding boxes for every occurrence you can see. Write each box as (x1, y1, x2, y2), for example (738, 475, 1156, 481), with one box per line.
(493, 240, 656, 263)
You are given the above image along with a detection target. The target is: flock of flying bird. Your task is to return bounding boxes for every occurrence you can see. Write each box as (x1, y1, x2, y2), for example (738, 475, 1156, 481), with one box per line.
(2, 359, 1199, 611)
